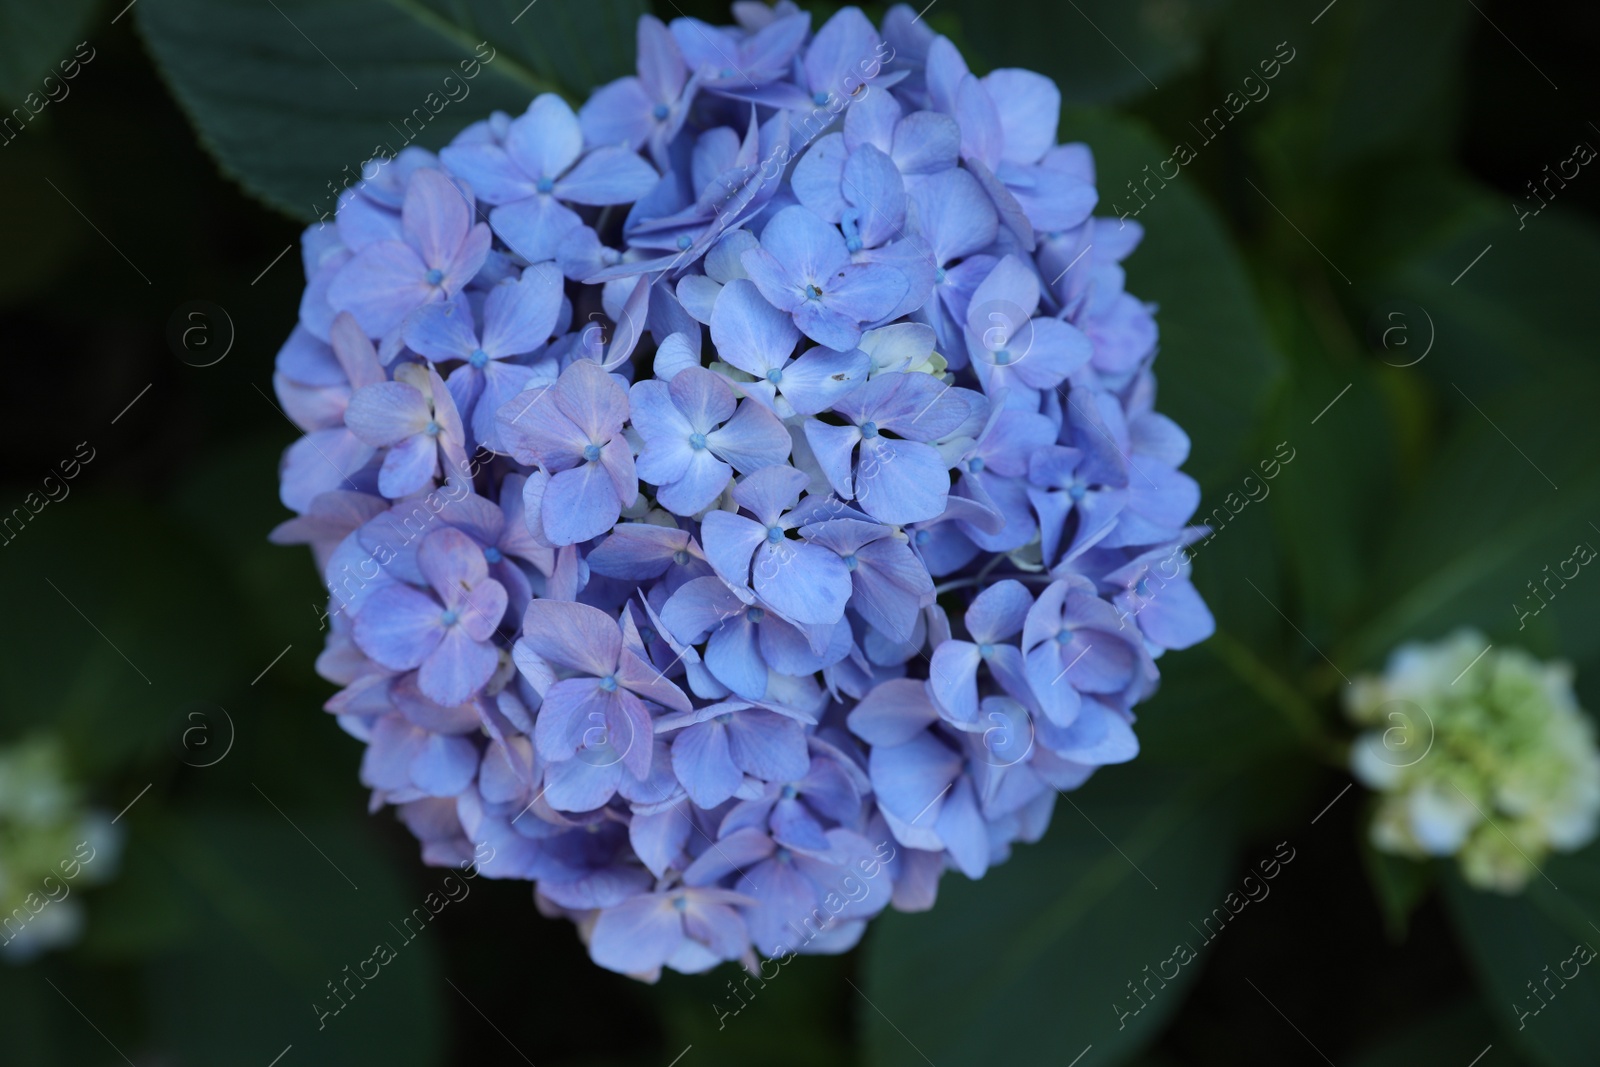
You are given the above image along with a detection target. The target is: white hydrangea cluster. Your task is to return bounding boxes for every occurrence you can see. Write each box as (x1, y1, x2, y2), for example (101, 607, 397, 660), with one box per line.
(0, 737, 122, 962)
(1347, 630, 1600, 892)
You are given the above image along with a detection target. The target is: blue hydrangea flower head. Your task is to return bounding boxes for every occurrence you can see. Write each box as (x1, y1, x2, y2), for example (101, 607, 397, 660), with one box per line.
(271, 1, 1214, 981)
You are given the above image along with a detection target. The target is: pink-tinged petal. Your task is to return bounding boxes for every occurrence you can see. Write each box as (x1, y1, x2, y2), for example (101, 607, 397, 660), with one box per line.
(542, 755, 623, 813)
(523, 599, 622, 677)
(534, 679, 611, 761)
(598, 435, 638, 507)
(355, 583, 446, 670)
(329, 311, 387, 388)
(668, 364, 737, 432)
(553, 359, 631, 440)
(616, 646, 693, 713)
(278, 429, 375, 514)
(417, 526, 488, 595)
(499, 384, 586, 469)
(345, 381, 430, 447)
(328, 241, 434, 338)
(378, 434, 440, 498)
(402, 169, 472, 269)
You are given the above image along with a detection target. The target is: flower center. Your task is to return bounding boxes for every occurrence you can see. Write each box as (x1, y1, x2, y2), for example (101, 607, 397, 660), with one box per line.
(424, 421, 441, 437)
(746, 607, 765, 623)
(780, 784, 799, 800)
(599, 674, 619, 692)
(641, 626, 657, 644)
(715, 712, 734, 725)
(805, 283, 824, 301)
(842, 553, 858, 571)
(483, 546, 503, 564)
(1055, 629, 1073, 644)
(967, 456, 985, 473)
(859, 421, 879, 439)
(913, 529, 931, 545)
(812, 91, 830, 106)
(677, 234, 693, 250)
(935, 266, 947, 284)
(583, 443, 603, 462)
(1068, 483, 1087, 501)
(766, 368, 783, 384)
(993, 349, 1012, 365)
(425, 268, 444, 286)
(672, 894, 689, 911)
(978, 642, 995, 658)
(653, 103, 671, 120)
(536, 176, 555, 194)
(766, 525, 784, 544)
(469, 348, 489, 368)
(1135, 578, 1150, 597)
(673, 549, 691, 565)
(440, 609, 460, 626)
(688, 432, 707, 451)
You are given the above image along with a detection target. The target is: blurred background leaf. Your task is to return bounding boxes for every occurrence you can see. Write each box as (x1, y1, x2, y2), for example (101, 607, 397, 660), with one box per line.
(134, 0, 645, 218)
(0, 0, 99, 106)
(862, 761, 1242, 1065)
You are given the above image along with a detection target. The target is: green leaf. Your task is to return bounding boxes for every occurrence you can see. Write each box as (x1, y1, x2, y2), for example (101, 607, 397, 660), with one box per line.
(1343, 364, 1600, 672)
(0, 0, 97, 107)
(139, 809, 448, 1067)
(1058, 108, 1286, 494)
(860, 763, 1241, 1066)
(942, 0, 1224, 105)
(1358, 828, 1434, 942)
(1442, 845, 1600, 1067)
(135, 0, 645, 219)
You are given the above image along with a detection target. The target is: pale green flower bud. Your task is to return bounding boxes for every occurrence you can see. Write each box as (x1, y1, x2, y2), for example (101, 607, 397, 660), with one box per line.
(1346, 630, 1600, 893)
(0, 736, 123, 962)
